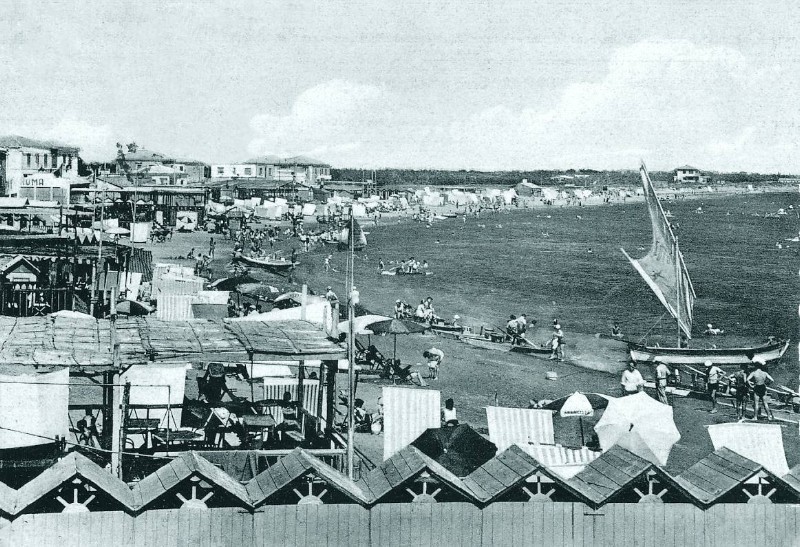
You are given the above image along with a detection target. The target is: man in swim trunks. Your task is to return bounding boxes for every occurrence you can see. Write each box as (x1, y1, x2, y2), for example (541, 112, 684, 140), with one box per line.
(747, 360, 775, 421)
(730, 363, 751, 420)
(705, 360, 725, 414)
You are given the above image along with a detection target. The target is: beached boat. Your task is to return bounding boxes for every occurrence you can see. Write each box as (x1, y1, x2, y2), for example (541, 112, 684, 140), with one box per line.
(622, 163, 789, 365)
(457, 327, 510, 351)
(459, 335, 510, 351)
(628, 338, 790, 366)
(381, 267, 432, 276)
(428, 321, 464, 335)
(509, 339, 552, 357)
(236, 255, 298, 271)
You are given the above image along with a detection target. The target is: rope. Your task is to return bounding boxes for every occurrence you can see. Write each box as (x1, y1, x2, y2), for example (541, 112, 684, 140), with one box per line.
(637, 312, 668, 345)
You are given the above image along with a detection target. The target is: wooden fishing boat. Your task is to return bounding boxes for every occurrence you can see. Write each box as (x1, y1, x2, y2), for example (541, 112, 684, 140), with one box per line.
(509, 339, 552, 357)
(628, 338, 790, 366)
(381, 267, 432, 276)
(236, 255, 298, 271)
(459, 335, 510, 351)
(621, 163, 789, 365)
(428, 322, 464, 336)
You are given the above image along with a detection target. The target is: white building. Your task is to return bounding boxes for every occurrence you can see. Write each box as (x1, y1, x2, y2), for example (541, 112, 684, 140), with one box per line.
(673, 165, 710, 184)
(210, 155, 332, 187)
(0, 135, 80, 197)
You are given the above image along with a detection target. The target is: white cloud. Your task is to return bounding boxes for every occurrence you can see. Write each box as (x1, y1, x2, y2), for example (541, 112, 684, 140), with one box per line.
(247, 41, 798, 171)
(5, 116, 127, 162)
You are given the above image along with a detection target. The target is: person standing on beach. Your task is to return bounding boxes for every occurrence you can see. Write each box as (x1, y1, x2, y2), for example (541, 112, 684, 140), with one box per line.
(704, 360, 725, 413)
(621, 361, 645, 396)
(730, 364, 751, 420)
(747, 360, 775, 421)
(655, 361, 671, 405)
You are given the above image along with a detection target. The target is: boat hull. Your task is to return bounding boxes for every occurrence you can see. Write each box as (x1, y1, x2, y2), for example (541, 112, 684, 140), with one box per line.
(459, 336, 510, 351)
(237, 256, 297, 270)
(628, 339, 789, 366)
(509, 343, 552, 357)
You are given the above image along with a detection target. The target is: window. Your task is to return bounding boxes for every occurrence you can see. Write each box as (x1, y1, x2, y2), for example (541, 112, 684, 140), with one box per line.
(259, 168, 264, 176)
(43, 155, 48, 168)
(26, 154, 31, 167)
(232, 167, 237, 175)
(35, 154, 39, 165)
(136, 163, 142, 169)
(217, 166, 224, 175)
(244, 168, 252, 176)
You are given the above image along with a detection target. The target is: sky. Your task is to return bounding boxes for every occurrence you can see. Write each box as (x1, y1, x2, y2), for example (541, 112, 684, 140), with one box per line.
(2, 0, 800, 172)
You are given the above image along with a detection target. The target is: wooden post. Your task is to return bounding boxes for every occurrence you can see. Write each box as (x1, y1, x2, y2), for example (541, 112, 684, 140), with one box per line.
(115, 381, 130, 479)
(316, 361, 325, 432)
(325, 360, 336, 437)
(297, 360, 305, 432)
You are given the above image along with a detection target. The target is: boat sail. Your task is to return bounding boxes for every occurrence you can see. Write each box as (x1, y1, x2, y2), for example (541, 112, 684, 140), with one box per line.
(622, 162, 788, 365)
(621, 162, 696, 339)
(339, 218, 367, 250)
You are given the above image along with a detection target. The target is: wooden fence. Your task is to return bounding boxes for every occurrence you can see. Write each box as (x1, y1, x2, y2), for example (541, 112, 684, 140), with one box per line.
(1, 503, 799, 546)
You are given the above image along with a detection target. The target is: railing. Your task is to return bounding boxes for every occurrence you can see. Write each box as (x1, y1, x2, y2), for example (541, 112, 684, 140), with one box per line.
(0, 286, 75, 316)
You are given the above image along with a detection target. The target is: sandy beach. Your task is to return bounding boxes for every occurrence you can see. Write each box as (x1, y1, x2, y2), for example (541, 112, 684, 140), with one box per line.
(140, 183, 800, 473)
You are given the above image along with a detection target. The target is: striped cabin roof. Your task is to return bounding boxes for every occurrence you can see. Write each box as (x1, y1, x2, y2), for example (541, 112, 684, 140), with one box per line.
(245, 448, 369, 507)
(672, 447, 763, 506)
(133, 452, 251, 510)
(358, 445, 477, 502)
(14, 452, 136, 513)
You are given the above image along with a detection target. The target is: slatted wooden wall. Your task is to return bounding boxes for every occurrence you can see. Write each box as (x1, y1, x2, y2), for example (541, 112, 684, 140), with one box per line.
(0, 503, 798, 546)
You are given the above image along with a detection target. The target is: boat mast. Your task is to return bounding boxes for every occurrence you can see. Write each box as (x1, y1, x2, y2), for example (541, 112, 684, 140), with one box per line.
(346, 208, 356, 479)
(675, 236, 681, 347)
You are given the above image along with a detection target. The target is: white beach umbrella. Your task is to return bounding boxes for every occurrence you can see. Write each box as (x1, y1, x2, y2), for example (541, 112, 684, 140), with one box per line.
(594, 392, 680, 466)
(337, 314, 391, 336)
(559, 392, 595, 417)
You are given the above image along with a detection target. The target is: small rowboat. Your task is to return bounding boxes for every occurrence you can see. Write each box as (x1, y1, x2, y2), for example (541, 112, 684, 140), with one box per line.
(509, 339, 552, 357)
(459, 336, 510, 352)
(237, 255, 298, 271)
(381, 267, 432, 276)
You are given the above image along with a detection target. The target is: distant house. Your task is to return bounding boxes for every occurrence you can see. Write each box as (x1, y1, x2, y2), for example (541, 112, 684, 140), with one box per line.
(210, 155, 332, 187)
(100, 148, 208, 185)
(674, 165, 711, 184)
(0, 135, 80, 197)
(514, 181, 543, 197)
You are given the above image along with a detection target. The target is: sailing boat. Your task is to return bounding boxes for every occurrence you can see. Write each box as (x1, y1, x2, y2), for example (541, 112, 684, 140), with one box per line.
(337, 217, 367, 251)
(621, 162, 789, 366)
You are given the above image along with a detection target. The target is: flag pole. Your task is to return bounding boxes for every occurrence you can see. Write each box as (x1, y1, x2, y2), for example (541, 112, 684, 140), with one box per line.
(346, 208, 356, 479)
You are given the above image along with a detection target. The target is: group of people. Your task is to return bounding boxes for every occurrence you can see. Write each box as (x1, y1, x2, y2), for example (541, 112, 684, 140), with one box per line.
(622, 358, 777, 421)
(380, 256, 429, 274)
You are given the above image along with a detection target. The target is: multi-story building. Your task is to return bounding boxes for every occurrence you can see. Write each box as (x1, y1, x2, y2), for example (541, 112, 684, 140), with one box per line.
(0, 135, 80, 197)
(210, 155, 332, 187)
(100, 148, 208, 185)
(673, 165, 710, 184)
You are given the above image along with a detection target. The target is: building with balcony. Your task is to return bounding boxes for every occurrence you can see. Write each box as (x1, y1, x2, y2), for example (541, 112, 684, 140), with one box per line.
(210, 155, 332, 187)
(0, 135, 80, 197)
(673, 165, 711, 184)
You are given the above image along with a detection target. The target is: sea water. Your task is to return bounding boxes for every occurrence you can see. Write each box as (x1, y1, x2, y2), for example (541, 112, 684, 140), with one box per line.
(353, 192, 799, 383)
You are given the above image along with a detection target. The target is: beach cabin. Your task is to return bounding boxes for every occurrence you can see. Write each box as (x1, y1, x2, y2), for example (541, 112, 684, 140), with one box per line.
(514, 181, 544, 197)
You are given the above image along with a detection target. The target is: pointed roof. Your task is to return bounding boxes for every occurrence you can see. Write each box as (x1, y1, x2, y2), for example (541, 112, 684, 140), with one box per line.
(673, 447, 763, 507)
(246, 448, 369, 507)
(14, 452, 135, 513)
(358, 445, 477, 503)
(133, 452, 251, 510)
(462, 444, 540, 502)
(779, 464, 800, 496)
(566, 445, 655, 507)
